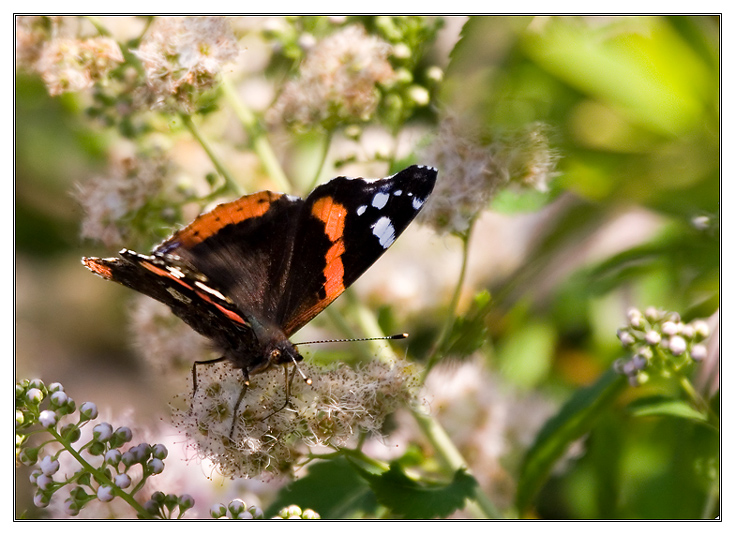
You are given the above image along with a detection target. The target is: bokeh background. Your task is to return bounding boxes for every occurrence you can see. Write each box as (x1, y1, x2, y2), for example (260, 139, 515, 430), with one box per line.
(15, 16, 719, 519)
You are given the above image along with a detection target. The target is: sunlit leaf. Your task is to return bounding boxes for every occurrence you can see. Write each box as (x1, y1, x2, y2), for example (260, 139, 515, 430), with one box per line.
(516, 369, 627, 512)
(628, 396, 708, 423)
(266, 458, 378, 519)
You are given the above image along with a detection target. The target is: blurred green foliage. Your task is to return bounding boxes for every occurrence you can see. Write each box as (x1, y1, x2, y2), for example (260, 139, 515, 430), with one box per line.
(440, 15, 719, 519)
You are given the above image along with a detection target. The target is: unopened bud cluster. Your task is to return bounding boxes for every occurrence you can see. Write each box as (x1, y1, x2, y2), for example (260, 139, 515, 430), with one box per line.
(16, 378, 190, 518)
(615, 307, 710, 386)
(208, 500, 319, 519)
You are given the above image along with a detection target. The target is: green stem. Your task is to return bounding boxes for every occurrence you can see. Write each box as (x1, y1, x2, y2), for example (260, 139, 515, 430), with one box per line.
(180, 113, 242, 195)
(423, 224, 474, 378)
(326, 290, 502, 519)
(48, 428, 151, 518)
(337, 446, 391, 472)
(323, 305, 375, 362)
(220, 75, 292, 193)
(306, 130, 333, 192)
(345, 291, 400, 364)
(679, 376, 714, 419)
(412, 408, 502, 519)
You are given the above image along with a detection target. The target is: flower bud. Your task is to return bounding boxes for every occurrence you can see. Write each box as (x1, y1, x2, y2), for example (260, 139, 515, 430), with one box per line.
(50, 391, 68, 407)
(147, 458, 164, 474)
(228, 499, 246, 515)
(39, 455, 60, 476)
(59, 423, 82, 443)
(97, 485, 114, 502)
(645, 331, 661, 345)
(79, 401, 99, 421)
(35, 474, 54, 491)
(39, 410, 57, 428)
(33, 491, 50, 508)
(179, 494, 195, 511)
(26, 388, 44, 404)
(93, 422, 114, 442)
(114, 426, 133, 445)
(668, 335, 687, 356)
(627, 308, 642, 327)
(691, 344, 708, 362)
(63, 498, 81, 516)
(661, 321, 680, 336)
(152, 443, 168, 459)
(114, 473, 132, 489)
(210, 503, 227, 518)
(617, 329, 635, 347)
(105, 448, 122, 465)
(691, 320, 710, 339)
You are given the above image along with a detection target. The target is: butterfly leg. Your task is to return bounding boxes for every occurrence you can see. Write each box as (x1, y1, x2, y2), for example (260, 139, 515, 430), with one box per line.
(229, 382, 250, 438)
(259, 365, 297, 422)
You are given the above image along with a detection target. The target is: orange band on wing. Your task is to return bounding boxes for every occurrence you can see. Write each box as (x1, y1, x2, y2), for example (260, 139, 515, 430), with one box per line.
(323, 241, 346, 296)
(311, 197, 347, 242)
(194, 290, 248, 325)
(82, 257, 114, 279)
(140, 261, 193, 290)
(171, 191, 281, 248)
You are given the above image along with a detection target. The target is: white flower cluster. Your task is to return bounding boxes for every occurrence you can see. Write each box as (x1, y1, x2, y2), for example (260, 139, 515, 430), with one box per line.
(268, 25, 396, 130)
(133, 16, 239, 111)
(75, 155, 172, 247)
(16, 16, 124, 96)
(420, 118, 557, 235)
(173, 359, 419, 479)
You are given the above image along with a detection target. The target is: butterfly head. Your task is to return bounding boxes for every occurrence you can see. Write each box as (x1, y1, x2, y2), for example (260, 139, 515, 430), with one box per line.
(226, 322, 303, 380)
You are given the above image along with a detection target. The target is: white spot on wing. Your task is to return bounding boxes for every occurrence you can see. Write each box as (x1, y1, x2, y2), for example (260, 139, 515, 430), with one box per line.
(194, 281, 227, 301)
(167, 266, 185, 279)
(412, 196, 425, 210)
(372, 191, 390, 210)
(372, 216, 396, 249)
(356, 205, 367, 216)
(394, 190, 402, 196)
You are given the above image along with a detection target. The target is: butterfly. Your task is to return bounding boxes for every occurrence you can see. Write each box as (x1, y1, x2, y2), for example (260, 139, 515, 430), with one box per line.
(83, 165, 437, 430)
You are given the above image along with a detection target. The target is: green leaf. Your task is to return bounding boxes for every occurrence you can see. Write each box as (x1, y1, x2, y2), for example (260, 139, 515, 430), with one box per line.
(516, 368, 627, 513)
(265, 458, 378, 519)
(628, 396, 708, 423)
(351, 460, 477, 519)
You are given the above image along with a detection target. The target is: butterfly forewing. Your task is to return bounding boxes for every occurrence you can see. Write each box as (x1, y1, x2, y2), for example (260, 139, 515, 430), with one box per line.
(278, 165, 437, 335)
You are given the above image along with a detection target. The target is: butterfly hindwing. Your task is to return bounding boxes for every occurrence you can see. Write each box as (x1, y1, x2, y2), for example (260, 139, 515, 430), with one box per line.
(82, 251, 254, 349)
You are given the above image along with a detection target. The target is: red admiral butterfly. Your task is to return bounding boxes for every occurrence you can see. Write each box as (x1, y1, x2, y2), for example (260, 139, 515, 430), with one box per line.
(83, 165, 437, 392)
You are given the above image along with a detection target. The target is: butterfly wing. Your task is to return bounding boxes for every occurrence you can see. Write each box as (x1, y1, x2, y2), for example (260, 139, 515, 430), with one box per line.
(82, 250, 254, 347)
(277, 165, 437, 335)
(154, 191, 304, 322)
(84, 165, 436, 358)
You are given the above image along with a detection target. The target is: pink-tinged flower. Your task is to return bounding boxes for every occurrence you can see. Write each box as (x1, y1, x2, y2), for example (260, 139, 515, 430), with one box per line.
(268, 25, 396, 130)
(132, 16, 238, 111)
(419, 117, 558, 235)
(76, 155, 173, 248)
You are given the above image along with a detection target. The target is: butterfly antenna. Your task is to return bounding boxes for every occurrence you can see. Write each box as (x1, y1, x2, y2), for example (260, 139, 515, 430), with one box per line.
(294, 333, 408, 346)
